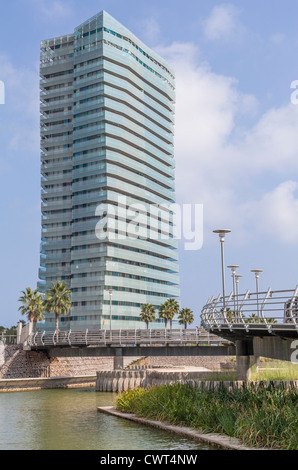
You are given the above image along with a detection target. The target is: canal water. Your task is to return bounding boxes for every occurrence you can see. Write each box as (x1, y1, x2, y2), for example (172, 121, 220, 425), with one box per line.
(0, 387, 213, 450)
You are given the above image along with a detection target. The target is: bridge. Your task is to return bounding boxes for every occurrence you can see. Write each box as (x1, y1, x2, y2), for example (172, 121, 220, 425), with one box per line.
(27, 328, 235, 369)
(201, 287, 298, 379)
(26, 287, 298, 380)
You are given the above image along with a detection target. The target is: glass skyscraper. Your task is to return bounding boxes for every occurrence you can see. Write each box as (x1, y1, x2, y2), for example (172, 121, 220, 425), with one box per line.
(38, 11, 179, 330)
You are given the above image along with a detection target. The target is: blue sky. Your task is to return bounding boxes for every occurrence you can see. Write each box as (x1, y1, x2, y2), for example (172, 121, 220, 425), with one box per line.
(1, 0, 298, 327)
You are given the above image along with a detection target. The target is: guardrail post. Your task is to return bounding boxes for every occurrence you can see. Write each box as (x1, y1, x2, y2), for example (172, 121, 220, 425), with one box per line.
(67, 329, 71, 346)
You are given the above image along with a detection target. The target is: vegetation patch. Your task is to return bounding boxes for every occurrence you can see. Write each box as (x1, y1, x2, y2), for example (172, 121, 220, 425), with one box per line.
(116, 382, 298, 450)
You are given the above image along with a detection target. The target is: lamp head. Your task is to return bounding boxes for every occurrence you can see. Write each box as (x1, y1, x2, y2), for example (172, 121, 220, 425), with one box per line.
(251, 269, 263, 278)
(213, 229, 231, 242)
(227, 265, 239, 274)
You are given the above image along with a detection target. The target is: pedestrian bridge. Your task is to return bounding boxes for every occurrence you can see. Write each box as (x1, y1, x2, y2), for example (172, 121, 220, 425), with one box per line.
(201, 287, 298, 376)
(27, 328, 235, 369)
(201, 287, 298, 339)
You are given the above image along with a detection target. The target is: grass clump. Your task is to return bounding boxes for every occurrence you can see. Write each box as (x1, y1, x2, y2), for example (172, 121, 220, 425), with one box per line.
(116, 382, 298, 450)
(251, 360, 298, 381)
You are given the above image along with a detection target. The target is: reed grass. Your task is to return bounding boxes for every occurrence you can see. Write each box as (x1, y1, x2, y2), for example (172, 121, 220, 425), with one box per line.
(116, 382, 298, 449)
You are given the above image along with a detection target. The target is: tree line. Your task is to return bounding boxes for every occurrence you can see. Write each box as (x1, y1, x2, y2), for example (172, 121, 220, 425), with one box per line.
(17, 281, 195, 336)
(140, 299, 194, 329)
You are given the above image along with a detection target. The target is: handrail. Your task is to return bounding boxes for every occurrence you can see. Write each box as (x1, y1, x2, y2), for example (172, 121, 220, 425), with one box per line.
(201, 287, 298, 334)
(27, 328, 230, 348)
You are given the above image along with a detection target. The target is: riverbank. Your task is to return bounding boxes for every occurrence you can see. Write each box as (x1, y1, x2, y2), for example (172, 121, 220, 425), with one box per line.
(98, 406, 253, 450)
(115, 382, 298, 450)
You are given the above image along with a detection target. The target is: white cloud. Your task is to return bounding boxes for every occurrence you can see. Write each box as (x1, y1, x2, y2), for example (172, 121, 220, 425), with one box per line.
(157, 42, 298, 245)
(203, 4, 241, 41)
(245, 181, 298, 244)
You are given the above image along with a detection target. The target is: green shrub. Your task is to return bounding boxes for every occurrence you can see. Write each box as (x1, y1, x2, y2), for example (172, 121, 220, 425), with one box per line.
(116, 382, 298, 450)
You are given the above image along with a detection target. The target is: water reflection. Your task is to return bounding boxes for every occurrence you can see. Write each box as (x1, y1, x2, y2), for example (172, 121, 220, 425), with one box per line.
(0, 388, 213, 450)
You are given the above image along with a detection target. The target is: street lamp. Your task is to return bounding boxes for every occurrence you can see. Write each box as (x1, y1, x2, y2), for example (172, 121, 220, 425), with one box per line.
(213, 229, 231, 311)
(251, 269, 263, 320)
(227, 265, 240, 313)
(235, 274, 242, 316)
(109, 289, 113, 332)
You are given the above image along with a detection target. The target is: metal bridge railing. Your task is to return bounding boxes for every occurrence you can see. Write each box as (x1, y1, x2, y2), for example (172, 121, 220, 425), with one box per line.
(201, 287, 298, 334)
(28, 328, 230, 348)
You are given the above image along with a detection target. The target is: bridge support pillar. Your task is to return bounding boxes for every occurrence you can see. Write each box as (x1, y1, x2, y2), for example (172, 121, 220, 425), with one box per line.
(113, 348, 124, 370)
(235, 340, 256, 381)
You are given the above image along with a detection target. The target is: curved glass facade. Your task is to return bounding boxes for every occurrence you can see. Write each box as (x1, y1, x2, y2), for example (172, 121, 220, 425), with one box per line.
(38, 11, 179, 330)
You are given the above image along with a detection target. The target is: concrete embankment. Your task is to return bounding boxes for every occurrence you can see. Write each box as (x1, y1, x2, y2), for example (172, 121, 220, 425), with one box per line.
(96, 367, 298, 392)
(97, 406, 255, 450)
(0, 375, 96, 392)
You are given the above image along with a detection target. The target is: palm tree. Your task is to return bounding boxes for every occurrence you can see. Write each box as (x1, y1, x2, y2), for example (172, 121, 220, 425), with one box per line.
(140, 303, 156, 329)
(245, 313, 277, 324)
(18, 287, 45, 333)
(43, 280, 72, 342)
(163, 298, 179, 329)
(178, 307, 194, 329)
(158, 302, 170, 329)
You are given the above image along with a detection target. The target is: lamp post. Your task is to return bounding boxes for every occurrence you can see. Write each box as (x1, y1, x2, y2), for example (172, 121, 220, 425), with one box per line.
(213, 229, 231, 311)
(235, 274, 242, 317)
(109, 289, 113, 332)
(251, 269, 263, 320)
(227, 265, 239, 314)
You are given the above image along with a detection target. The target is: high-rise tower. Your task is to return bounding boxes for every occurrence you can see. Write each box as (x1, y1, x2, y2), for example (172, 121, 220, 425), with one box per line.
(39, 11, 179, 330)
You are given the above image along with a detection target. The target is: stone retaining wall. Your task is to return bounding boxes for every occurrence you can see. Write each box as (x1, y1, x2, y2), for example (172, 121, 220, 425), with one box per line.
(0, 342, 5, 367)
(0, 344, 136, 379)
(141, 355, 234, 370)
(0, 345, 49, 378)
